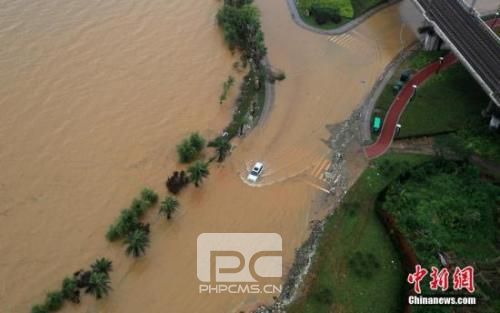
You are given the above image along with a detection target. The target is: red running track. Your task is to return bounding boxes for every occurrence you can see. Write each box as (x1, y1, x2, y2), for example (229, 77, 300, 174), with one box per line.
(365, 19, 499, 159)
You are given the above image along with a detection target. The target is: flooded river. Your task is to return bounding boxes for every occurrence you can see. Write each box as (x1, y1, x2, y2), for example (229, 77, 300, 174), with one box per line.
(0, 0, 493, 312)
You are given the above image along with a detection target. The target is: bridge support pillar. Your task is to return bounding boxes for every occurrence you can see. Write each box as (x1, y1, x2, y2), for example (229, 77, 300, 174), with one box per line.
(489, 116, 500, 129)
(423, 33, 440, 51)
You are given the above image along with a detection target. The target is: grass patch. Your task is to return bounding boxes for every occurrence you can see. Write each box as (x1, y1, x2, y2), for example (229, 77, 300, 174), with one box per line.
(287, 153, 431, 313)
(398, 64, 488, 138)
(297, 0, 354, 18)
(371, 50, 446, 133)
(296, 0, 386, 29)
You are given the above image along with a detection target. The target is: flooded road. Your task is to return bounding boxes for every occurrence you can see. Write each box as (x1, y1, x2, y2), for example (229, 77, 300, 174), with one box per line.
(0, 0, 466, 311)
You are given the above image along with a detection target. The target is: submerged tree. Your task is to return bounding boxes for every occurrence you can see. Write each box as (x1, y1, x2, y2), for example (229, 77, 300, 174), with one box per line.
(189, 132, 206, 153)
(140, 188, 158, 205)
(45, 291, 64, 311)
(90, 258, 113, 277)
(125, 229, 150, 258)
(61, 277, 80, 304)
(85, 272, 111, 299)
(160, 196, 179, 220)
(208, 136, 232, 162)
(187, 161, 210, 187)
(31, 304, 48, 313)
(166, 170, 190, 194)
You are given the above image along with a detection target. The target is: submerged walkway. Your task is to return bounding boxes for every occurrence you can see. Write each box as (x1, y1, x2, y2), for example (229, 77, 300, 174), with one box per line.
(364, 18, 499, 159)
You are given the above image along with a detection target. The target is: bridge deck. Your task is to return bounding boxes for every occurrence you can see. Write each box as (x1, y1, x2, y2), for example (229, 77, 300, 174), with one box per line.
(417, 0, 500, 105)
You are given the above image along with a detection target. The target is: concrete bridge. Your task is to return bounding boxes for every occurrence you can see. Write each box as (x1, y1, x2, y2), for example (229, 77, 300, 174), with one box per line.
(410, 0, 500, 126)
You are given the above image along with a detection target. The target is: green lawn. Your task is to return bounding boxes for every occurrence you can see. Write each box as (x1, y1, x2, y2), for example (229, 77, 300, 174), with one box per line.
(371, 50, 446, 137)
(287, 154, 431, 313)
(398, 64, 488, 138)
(296, 0, 386, 29)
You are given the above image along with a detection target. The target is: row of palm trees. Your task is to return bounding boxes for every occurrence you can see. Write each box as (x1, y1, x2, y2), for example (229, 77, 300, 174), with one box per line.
(31, 258, 113, 313)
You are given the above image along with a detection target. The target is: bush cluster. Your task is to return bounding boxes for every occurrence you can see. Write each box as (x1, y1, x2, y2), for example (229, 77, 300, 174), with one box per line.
(106, 188, 157, 242)
(31, 258, 113, 313)
(310, 4, 341, 24)
(383, 159, 500, 266)
(176, 132, 206, 163)
(217, 1, 266, 63)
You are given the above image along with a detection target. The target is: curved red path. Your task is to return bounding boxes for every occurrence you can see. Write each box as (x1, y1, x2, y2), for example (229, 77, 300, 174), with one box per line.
(364, 53, 456, 159)
(365, 18, 499, 159)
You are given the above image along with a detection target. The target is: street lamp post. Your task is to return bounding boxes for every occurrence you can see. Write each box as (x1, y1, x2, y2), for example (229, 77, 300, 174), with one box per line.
(494, 12, 499, 28)
(437, 56, 444, 73)
(411, 84, 418, 101)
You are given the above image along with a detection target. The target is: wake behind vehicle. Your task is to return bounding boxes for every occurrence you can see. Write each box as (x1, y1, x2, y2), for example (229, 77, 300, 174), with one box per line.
(247, 162, 264, 183)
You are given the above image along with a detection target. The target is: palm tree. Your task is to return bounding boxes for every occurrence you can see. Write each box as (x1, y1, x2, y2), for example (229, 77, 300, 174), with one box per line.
(187, 160, 210, 187)
(91, 258, 113, 276)
(208, 137, 232, 162)
(160, 196, 179, 219)
(85, 272, 111, 299)
(125, 229, 150, 257)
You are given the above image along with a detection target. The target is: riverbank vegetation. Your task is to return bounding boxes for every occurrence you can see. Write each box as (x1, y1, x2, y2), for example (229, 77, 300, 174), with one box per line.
(220, 75, 235, 104)
(287, 153, 430, 313)
(177, 132, 206, 163)
(217, 0, 270, 140)
(31, 258, 113, 313)
(296, 0, 387, 29)
(379, 159, 500, 313)
(106, 188, 157, 244)
(288, 153, 500, 312)
(382, 160, 499, 266)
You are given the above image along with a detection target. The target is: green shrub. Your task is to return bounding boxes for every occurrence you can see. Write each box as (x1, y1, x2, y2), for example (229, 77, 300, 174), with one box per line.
(106, 224, 121, 241)
(45, 291, 64, 311)
(189, 132, 206, 153)
(140, 188, 158, 205)
(219, 76, 235, 104)
(217, 3, 266, 61)
(310, 3, 341, 24)
(61, 277, 79, 303)
(31, 305, 48, 313)
(177, 139, 197, 163)
(130, 198, 149, 217)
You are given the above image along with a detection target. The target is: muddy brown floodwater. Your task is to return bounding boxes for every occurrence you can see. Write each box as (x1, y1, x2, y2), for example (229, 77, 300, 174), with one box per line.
(5, 0, 495, 312)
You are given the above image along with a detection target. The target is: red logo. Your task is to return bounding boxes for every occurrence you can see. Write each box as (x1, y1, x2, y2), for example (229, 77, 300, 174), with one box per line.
(407, 265, 475, 294)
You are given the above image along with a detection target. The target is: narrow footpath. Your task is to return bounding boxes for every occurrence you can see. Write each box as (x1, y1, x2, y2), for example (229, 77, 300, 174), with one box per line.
(364, 53, 457, 158)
